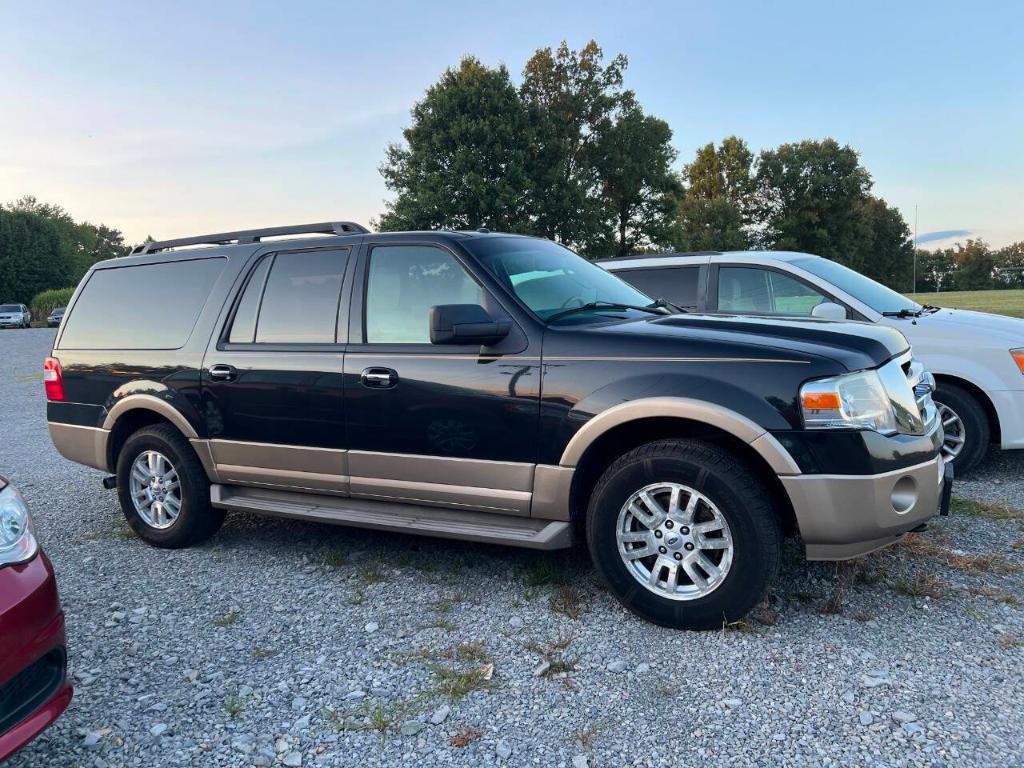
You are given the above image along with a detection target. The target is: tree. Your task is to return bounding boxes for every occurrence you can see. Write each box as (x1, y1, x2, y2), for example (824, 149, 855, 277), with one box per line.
(856, 196, 914, 291)
(0, 208, 73, 304)
(914, 248, 955, 292)
(994, 241, 1024, 288)
(674, 136, 754, 251)
(952, 239, 995, 291)
(752, 139, 873, 269)
(377, 57, 532, 232)
(593, 99, 679, 255)
(520, 40, 630, 252)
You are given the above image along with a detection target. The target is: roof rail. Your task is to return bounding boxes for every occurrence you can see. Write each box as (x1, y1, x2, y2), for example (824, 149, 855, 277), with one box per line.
(597, 250, 722, 263)
(131, 222, 370, 255)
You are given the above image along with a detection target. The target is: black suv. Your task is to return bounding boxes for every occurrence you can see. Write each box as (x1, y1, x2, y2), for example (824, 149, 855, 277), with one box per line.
(45, 223, 951, 629)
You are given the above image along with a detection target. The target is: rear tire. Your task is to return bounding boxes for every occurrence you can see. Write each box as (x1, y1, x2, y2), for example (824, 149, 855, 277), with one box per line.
(586, 439, 782, 630)
(116, 424, 224, 548)
(933, 382, 989, 475)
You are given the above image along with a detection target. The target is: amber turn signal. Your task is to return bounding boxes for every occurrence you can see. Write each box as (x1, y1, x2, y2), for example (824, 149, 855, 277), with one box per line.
(802, 391, 842, 411)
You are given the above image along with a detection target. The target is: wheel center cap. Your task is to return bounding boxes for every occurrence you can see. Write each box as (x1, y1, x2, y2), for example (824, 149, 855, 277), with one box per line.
(665, 533, 682, 549)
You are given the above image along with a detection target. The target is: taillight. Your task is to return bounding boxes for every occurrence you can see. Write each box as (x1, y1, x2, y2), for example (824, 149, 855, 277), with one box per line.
(43, 357, 65, 401)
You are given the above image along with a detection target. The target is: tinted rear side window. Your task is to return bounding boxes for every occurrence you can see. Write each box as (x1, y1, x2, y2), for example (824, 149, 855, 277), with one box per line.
(254, 249, 348, 344)
(60, 258, 225, 349)
(615, 266, 700, 309)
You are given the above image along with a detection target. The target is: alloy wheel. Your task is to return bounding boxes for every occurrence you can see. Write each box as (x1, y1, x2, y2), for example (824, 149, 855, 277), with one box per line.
(937, 402, 965, 461)
(129, 450, 182, 529)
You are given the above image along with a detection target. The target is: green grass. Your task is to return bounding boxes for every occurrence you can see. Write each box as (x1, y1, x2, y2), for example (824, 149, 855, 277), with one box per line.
(950, 496, 1022, 521)
(907, 289, 1024, 318)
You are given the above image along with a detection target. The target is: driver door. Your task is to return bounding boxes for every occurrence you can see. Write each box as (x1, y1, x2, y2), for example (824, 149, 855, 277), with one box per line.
(343, 240, 541, 516)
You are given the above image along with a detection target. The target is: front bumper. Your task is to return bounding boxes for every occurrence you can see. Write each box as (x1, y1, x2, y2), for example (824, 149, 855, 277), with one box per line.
(782, 453, 949, 560)
(0, 552, 72, 763)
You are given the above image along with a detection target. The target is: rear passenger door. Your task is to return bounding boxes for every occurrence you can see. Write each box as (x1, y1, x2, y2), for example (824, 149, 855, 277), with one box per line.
(200, 246, 353, 494)
(610, 264, 706, 311)
(710, 264, 840, 317)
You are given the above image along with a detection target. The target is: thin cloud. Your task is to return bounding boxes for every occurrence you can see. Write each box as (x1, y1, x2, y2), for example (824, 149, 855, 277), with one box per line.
(916, 229, 971, 245)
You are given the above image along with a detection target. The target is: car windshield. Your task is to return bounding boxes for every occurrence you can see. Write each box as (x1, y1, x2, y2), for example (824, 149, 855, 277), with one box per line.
(791, 257, 921, 315)
(464, 237, 655, 322)
(0, 305, 20, 312)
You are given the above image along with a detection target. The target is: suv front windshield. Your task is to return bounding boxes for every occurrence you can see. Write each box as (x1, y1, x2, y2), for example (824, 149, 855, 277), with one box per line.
(792, 257, 921, 315)
(0, 305, 20, 312)
(465, 237, 655, 322)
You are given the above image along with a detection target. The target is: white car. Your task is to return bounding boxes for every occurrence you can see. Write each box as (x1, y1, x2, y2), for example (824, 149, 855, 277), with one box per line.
(0, 303, 32, 329)
(601, 251, 1024, 474)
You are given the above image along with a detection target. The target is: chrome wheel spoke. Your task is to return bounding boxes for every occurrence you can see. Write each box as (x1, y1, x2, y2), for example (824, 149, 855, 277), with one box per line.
(129, 450, 180, 530)
(681, 557, 709, 590)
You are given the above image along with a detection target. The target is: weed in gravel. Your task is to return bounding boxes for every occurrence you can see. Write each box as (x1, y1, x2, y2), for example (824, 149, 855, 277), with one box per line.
(549, 585, 589, 620)
(345, 588, 366, 606)
(658, 683, 678, 696)
(451, 642, 488, 662)
(326, 702, 397, 736)
(523, 630, 578, 678)
(999, 633, 1023, 650)
(968, 585, 1022, 607)
(419, 618, 458, 633)
(449, 726, 481, 747)
(322, 548, 347, 567)
(211, 610, 241, 626)
(1012, 539, 1024, 551)
(894, 533, 1019, 575)
(359, 563, 385, 585)
(224, 694, 247, 718)
(891, 573, 946, 599)
(252, 648, 278, 659)
(951, 497, 1022, 521)
(429, 663, 493, 699)
(577, 723, 600, 747)
(78, 525, 136, 542)
(722, 618, 761, 635)
(787, 589, 818, 605)
(523, 556, 559, 588)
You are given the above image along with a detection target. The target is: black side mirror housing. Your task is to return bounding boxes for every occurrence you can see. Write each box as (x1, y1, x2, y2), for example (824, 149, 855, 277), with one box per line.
(429, 304, 511, 346)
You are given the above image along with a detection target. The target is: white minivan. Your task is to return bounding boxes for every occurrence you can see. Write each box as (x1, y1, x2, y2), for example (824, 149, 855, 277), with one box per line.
(601, 251, 1024, 474)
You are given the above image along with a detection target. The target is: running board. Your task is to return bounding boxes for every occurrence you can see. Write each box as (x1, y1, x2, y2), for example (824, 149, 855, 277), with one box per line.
(210, 485, 574, 550)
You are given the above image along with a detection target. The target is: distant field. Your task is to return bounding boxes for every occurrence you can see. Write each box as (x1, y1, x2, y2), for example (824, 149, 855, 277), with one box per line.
(907, 289, 1024, 318)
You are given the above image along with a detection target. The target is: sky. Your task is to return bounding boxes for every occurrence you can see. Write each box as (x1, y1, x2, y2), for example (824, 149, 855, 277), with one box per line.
(1, 0, 1022, 249)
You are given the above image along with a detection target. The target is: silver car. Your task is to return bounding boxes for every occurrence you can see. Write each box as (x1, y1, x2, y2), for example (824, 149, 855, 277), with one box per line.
(0, 304, 31, 329)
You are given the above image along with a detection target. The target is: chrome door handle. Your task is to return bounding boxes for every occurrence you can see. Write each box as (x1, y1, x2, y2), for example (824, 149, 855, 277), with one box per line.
(361, 367, 397, 388)
(208, 364, 237, 382)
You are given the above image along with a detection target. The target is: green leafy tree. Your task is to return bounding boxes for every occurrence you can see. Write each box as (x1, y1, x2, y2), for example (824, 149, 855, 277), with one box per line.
(674, 136, 754, 251)
(856, 196, 914, 290)
(952, 239, 995, 290)
(593, 99, 679, 255)
(994, 241, 1024, 288)
(520, 40, 630, 251)
(913, 248, 955, 292)
(0, 208, 74, 304)
(752, 139, 873, 268)
(377, 57, 532, 232)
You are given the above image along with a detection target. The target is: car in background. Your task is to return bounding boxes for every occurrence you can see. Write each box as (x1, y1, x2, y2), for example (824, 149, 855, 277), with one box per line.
(601, 250, 1024, 474)
(0, 476, 72, 762)
(0, 304, 32, 329)
(47, 307, 66, 328)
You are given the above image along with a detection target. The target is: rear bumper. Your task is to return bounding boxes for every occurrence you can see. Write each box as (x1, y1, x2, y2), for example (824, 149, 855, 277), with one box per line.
(0, 553, 72, 763)
(782, 454, 948, 560)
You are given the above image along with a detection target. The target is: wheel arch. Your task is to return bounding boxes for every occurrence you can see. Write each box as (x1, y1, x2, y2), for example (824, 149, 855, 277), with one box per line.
(102, 396, 214, 478)
(933, 373, 1001, 445)
(563, 400, 800, 535)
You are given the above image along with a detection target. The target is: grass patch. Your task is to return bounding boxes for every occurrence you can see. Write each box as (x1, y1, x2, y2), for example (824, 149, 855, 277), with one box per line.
(892, 573, 946, 599)
(224, 694, 247, 717)
(853, 611, 876, 623)
(321, 548, 347, 567)
(78, 525, 137, 542)
(894, 533, 1019, 575)
(326, 702, 396, 736)
(549, 585, 589, 620)
(211, 610, 241, 626)
(907, 289, 1024, 319)
(429, 663, 493, 699)
(252, 648, 278, 659)
(358, 563, 385, 585)
(950, 497, 1022, 521)
(722, 618, 761, 635)
(418, 618, 457, 633)
(967, 585, 1022, 607)
(999, 633, 1024, 650)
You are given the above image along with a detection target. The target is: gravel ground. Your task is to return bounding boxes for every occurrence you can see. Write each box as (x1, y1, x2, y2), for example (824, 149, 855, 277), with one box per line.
(3, 327, 1023, 768)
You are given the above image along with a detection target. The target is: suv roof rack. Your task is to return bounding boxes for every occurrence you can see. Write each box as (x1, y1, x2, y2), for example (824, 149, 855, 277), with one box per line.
(599, 250, 722, 263)
(131, 222, 370, 255)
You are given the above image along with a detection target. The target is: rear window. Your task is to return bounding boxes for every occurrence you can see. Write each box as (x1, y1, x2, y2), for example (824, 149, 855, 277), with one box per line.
(614, 266, 700, 309)
(60, 258, 225, 349)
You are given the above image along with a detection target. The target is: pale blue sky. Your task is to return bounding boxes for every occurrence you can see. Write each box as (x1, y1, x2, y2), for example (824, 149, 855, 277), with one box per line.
(2, 0, 1021, 248)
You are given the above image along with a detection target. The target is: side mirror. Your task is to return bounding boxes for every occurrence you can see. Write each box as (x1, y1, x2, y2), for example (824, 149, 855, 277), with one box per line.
(811, 301, 848, 321)
(429, 304, 511, 346)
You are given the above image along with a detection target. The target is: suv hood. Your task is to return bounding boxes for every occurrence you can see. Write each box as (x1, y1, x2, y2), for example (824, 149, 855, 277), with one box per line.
(592, 312, 909, 371)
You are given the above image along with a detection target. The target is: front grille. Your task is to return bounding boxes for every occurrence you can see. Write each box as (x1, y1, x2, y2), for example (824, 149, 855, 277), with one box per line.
(0, 648, 65, 736)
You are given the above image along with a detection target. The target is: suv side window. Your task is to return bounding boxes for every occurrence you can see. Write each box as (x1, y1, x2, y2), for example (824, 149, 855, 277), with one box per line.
(616, 266, 700, 309)
(717, 267, 828, 316)
(365, 245, 484, 343)
(227, 248, 348, 344)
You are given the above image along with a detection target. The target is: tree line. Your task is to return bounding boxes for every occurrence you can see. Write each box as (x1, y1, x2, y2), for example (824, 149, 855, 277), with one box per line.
(0, 196, 130, 307)
(378, 40, 1022, 292)
(913, 240, 1024, 293)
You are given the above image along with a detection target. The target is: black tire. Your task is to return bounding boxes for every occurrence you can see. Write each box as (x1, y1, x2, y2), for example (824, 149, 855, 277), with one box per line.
(586, 439, 782, 631)
(933, 382, 989, 475)
(115, 424, 225, 548)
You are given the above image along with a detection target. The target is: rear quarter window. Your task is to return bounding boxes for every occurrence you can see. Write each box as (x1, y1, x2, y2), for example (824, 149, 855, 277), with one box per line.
(59, 257, 225, 349)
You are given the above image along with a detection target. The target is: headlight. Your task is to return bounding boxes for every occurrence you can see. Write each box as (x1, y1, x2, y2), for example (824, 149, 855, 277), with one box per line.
(800, 370, 897, 434)
(0, 484, 38, 566)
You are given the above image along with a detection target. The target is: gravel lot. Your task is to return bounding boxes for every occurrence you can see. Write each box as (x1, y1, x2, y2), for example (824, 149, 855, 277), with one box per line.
(3, 327, 1023, 767)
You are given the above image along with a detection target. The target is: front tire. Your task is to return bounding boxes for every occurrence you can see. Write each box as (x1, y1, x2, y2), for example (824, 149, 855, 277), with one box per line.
(586, 439, 782, 630)
(933, 383, 989, 475)
(116, 424, 224, 548)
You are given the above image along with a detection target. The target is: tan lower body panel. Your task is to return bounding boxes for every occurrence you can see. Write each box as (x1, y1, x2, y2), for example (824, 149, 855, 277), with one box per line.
(782, 456, 946, 560)
(205, 441, 565, 519)
(48, 422, 108, 471)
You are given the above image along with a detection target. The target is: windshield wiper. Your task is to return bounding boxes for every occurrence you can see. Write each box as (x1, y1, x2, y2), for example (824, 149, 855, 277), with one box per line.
(648, 298, 688, 314)
(546, 301, 667, 324)
(881, 308, 923, 318)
